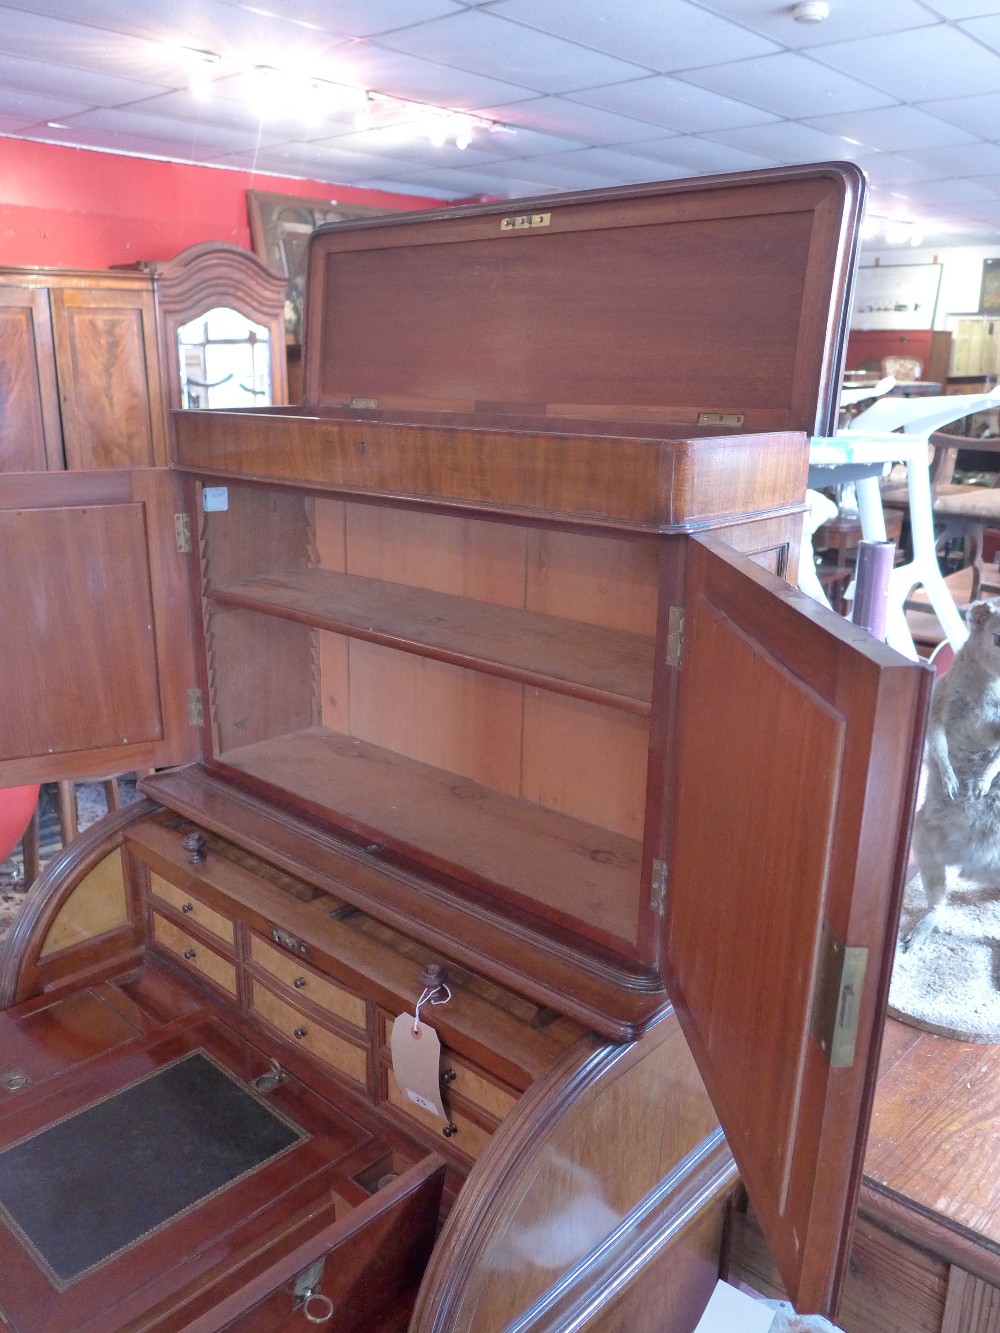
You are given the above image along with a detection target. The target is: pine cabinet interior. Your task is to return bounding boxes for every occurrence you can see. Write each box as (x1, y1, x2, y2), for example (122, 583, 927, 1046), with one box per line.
(0, 165, 934, 1332)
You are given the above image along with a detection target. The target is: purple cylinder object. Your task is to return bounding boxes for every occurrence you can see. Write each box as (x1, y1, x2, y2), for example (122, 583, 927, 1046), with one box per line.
(851, 540, 895, 641)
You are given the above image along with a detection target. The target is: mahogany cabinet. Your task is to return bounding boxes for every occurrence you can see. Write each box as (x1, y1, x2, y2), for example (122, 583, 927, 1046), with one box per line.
(0, 244, 287, 473)
(0, 165, 934, 1331)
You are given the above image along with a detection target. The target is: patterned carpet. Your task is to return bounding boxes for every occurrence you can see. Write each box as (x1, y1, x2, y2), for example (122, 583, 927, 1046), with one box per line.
(0, 780, 139, 946)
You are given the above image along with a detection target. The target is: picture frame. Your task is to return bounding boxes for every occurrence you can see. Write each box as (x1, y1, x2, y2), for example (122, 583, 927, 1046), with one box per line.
(849, 262, 942, 331)
(980, 258, 1000, 316)
(247, 190, 392, 342)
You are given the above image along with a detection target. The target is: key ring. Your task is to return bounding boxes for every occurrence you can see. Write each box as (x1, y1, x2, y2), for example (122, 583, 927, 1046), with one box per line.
(302, 1289, 334, 1323)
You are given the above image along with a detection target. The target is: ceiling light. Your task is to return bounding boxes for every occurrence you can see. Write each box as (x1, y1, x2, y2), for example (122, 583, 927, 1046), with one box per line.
(791, 1, 830, 21)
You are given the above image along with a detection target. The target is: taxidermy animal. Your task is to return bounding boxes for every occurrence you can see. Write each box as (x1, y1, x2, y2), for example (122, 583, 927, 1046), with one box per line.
(906, 600, 1000, 950)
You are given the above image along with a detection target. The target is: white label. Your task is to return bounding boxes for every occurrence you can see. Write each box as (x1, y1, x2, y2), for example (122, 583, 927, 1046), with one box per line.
(390, 1012, 447, 1123)
(202, 486, 229, 512)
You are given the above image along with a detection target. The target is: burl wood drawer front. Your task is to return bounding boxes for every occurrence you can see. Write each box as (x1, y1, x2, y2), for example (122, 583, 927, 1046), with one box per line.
(152, 915, 238, 997)
(250, 980, 368, 1086)
(249, 934, 367, 1031)
(385, 1069, 492, 1160)
(378, 1012, 519, 1123)
(149, 873, 235, 946)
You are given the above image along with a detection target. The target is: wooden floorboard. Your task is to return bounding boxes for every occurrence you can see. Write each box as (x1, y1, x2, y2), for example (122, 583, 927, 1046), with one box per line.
(866, 1017, 1000, 1249)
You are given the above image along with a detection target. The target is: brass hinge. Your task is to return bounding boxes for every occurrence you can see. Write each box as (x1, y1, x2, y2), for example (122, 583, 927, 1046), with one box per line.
(186, 688, 204, 727)
(650, 858, 668, 915)
(811, 921, 868, 1069)
(174, 512, 192, 554)
(697, 411, 745, 427)
(666, 606, 685, 668)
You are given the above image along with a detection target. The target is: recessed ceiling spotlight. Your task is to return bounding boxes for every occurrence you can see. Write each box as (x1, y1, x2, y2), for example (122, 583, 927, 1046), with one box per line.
(792, 1, 830, 21)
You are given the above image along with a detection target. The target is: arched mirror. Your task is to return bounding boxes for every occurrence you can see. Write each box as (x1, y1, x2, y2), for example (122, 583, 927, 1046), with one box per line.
(177, 306, 272, 410)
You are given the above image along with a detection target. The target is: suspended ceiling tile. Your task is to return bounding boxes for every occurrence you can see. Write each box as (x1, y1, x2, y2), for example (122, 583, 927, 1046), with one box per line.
(703, 120, 873, 162)
(0, 5, 187, 79)
(0, 52, 170, 106)
(679, 51, 897, 117)
(805, 105, 978, 152)
(921, 91, 1000, 137)
(485, 0, 779, 71)
(860, 154, 948, 185)
(618, 135, 779, 174)
(324, 44, 537, 108)
(898, 176, 1000, 202)
(0, 89, 90, 122)
(959, 13, 1000, 50)
(228, 0, 465, 40)
(372, 9, 651, 94)
(52, 106, 286, 154)
(920, 0, 1000, 16)
(896, 141, 1000, 176)
(810, 25, 1000, 99)
(566, 76, 780, 133)
(132, 87, 361, 138)
(472, 95, 682, 145)
(692, 0, 942, 47)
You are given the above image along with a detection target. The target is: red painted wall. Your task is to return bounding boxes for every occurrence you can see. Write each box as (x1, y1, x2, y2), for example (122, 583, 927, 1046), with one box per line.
(0, 137, 437, 270)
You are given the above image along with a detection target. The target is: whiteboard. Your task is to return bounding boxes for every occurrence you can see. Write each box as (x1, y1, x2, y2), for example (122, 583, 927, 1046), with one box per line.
(850, 264, 942, 330)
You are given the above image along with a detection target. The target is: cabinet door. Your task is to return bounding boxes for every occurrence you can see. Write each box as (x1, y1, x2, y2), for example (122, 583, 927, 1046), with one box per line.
(50, 286, 168, 470)
(0, 287, 63, 471)
(0, 469, 199, 783)
(664, 534, 931, 1318)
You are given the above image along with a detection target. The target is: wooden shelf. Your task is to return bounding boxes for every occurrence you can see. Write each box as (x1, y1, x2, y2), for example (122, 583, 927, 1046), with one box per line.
(208, 568, 655, 714)
(216, 726, 643, 950)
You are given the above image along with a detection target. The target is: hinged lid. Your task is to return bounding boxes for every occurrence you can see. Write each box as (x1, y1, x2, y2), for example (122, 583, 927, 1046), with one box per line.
(302, 163, 864, 439)
(665, 534, 931, 1316)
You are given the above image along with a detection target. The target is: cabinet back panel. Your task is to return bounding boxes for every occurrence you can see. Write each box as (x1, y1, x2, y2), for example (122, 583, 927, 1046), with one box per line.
(206, 607, 318, 754)
(346, 639, 524, 796)
(521, 690, 648, 841)
(524, 528, 659, 634)
(344, 502, 528, 605)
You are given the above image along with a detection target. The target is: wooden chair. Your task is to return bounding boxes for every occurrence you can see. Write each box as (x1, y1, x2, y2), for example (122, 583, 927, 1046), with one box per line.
(881, 355, 922, 381)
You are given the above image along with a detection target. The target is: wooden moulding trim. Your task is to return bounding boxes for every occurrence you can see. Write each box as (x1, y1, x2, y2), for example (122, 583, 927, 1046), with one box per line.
(140, 768, 666, 1040)
(859, 1179, 1000, 1291)
(503, 1135, 737, 1333)
(411, 1016, 733, 1330)
(173, 412, 807, 533)
(0, 799, 160, 1009)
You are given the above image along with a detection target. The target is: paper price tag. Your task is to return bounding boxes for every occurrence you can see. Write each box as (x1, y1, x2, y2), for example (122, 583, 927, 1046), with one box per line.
(390, 1012, 447, 1123)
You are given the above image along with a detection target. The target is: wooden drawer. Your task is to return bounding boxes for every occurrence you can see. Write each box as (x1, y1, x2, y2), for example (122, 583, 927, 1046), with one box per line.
(386, 1069, 492, 1160)
(152, 914, 238, 997)
(149, 872, 234, 947)
(379, 1011, 519, 1125)
(250, 980, 368, 1087)
(249, 933, 366, 1031)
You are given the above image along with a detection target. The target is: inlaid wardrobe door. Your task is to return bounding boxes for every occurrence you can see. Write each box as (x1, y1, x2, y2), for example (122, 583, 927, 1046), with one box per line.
(49, 285, 168, 470)
(0, 285, 63, 471)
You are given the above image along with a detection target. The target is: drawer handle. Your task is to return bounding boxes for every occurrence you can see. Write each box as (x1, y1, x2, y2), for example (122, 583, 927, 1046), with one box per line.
(442, 1123, 458, 1138)
(442, 1068, 456, 1083)
(293, 1027, 308, 1040)
(182, 902, 193, 913)
(294, 976, 307, 989)
(184, 949, 196, 960)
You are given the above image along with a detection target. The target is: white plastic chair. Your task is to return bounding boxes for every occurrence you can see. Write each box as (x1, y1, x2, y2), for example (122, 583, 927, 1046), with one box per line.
(810, 387, 1000, 658)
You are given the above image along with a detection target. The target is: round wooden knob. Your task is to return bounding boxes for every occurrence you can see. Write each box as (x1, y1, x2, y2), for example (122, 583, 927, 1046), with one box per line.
(293, 1027, 307, 1040)
(419, 962, 447, 990)
(183, 832, 207, 865)
(184, 949, 196, 960)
